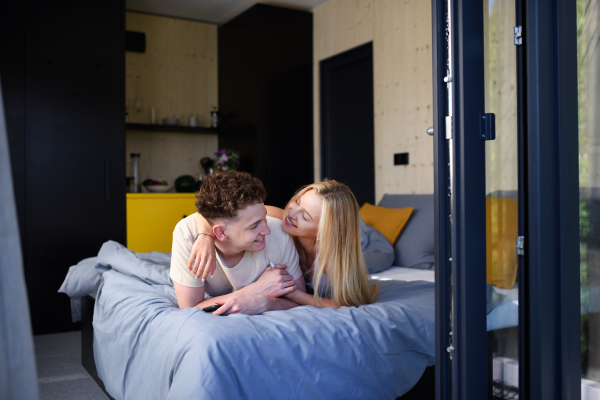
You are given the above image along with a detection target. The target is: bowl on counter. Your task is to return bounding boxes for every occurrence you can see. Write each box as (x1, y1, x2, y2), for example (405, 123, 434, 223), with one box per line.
(162, 118, 179, 126)
(145, 185, 172, 193)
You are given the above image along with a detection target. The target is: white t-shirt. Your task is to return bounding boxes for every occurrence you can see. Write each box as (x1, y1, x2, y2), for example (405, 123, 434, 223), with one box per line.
(170, 214, 302, 296)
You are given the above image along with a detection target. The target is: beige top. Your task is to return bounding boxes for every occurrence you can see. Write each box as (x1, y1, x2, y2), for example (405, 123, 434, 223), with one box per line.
(170, 214, 301, 296)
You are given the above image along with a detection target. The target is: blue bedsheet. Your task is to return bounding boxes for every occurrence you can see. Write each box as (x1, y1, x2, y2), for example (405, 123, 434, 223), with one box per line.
(92, 241, 435, 400)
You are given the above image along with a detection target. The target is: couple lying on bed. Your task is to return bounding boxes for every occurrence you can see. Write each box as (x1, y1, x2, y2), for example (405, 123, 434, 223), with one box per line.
(170, 170, 377, 315)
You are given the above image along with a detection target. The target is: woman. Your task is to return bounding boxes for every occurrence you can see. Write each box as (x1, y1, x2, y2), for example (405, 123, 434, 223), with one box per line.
(188, 181, 377, 308)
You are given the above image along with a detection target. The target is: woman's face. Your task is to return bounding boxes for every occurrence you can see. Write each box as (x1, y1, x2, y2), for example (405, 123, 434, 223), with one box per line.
(282, 189, 322, 239)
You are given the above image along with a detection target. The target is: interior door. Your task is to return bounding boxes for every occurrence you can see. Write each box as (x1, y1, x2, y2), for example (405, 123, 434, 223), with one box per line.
(320, 42, 375, 206)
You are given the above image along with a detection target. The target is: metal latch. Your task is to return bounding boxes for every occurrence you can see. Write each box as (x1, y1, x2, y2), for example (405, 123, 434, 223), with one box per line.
(445, 116, 452, 140)
(480, 113, 496, 141)
(514, 26, 522, 45)
(447, 331, 454, 360)
(516, 236, 524, 256)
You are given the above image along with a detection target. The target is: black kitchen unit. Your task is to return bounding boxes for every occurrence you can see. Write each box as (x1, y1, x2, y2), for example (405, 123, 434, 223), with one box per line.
(218, 4, 314, 208)
(1, 0, 126, 335)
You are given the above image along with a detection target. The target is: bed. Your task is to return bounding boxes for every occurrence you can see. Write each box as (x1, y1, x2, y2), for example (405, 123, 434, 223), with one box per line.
(60, 194, 442, 399)
(62, 193, 550, 399)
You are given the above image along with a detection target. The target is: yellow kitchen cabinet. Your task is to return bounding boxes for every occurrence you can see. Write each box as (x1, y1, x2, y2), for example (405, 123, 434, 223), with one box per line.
(127, 193, 197, 253)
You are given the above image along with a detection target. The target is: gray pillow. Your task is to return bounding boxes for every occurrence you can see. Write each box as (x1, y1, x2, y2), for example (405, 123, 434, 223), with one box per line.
(377, 194, 434, 269)
(360, 217, 395, 273)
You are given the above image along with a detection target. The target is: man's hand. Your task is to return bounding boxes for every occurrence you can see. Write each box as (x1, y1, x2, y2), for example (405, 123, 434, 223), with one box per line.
(212, 293, 269, 315)
(242, 265, 297, 297)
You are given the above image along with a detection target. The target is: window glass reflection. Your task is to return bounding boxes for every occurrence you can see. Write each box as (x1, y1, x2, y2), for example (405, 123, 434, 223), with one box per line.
(484, 0, 520, 398)
(577, 0, 600, 397)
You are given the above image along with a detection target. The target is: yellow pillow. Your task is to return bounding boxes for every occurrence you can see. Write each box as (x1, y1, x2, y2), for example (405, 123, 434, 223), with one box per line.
(359, 203, 413, 244)
(486, 197, 519, 289)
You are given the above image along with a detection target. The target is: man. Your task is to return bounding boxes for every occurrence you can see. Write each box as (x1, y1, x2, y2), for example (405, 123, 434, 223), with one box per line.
(170, 171, 306, 315)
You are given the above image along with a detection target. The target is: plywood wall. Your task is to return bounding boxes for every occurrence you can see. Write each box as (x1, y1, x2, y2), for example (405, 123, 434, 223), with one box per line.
(313, 0, 434, 202)
(126, 131, 218, 189)
(125, 12, 219, 188)
(125, 11, 218, 125)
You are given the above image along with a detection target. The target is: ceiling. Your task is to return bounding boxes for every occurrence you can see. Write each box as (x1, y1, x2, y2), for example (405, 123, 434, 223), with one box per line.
(125, 0, 329, 25)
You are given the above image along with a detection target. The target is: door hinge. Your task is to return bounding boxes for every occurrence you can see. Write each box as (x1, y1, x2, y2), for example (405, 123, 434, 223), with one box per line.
(514, 26, 523, 46)
(447, 331, 454, 360)
(516, 236, 524, 256)
(445, 116, 452, 140)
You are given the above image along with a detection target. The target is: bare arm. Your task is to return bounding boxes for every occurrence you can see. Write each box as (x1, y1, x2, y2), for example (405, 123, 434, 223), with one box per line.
(212, 294, 299, 316)
(174, 265, 304, 310)
(189, 213, 217, 280)
(284, 290, 340, 309)
(174, 281, 247, 309)
(265, 205, 284, 220)
(201, 274, 305, 315)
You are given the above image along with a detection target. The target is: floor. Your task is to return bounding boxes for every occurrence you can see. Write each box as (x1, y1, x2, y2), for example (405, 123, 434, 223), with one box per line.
(34, 331, 109, 400)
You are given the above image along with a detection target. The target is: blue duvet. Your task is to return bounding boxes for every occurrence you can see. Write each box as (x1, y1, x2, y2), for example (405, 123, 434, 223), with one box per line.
(92, 241, 434, 400)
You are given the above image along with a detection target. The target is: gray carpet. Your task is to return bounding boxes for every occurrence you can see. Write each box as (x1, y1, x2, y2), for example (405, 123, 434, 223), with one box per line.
(34, 331, 109, 400)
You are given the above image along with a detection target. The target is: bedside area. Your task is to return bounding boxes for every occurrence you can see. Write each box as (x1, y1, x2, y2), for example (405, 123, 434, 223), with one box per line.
(127, 193, 197, 253)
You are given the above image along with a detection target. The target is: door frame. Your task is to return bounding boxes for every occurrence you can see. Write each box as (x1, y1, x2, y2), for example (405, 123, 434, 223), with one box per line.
(523, 0, 580, 399)
(433, 0, 581, 399)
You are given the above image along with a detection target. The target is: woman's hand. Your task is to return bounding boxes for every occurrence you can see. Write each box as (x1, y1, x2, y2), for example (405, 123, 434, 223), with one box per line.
(243, 265, 297, 297)
(187, 234, 217, 281)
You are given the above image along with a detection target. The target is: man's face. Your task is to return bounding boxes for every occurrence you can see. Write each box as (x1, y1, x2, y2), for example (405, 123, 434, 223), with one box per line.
(222, 203, 271, 252)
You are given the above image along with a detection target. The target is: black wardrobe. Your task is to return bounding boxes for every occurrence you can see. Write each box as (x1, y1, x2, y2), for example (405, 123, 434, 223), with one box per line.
(1, 1, 126, 335)
(218, 4, 314, 208)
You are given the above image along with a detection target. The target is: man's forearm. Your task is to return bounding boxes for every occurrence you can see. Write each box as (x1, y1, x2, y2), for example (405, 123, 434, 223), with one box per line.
(194, 281, 257, 309)
(266, 297, 299, 311)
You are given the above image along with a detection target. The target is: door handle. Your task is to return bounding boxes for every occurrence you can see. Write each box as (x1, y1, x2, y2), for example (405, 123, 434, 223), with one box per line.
(427, 126, 434, 136)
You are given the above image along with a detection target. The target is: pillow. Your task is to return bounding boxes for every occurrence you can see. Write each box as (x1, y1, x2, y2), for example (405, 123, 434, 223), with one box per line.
(58, 257, 101, 298)
(377, 194, 434, 269)
(359, 203, 413, 244)
(360, 217, 395, 273)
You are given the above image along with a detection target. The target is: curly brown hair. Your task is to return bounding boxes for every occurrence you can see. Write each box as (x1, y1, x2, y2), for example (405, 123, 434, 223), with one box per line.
(195, 171, 267, 225)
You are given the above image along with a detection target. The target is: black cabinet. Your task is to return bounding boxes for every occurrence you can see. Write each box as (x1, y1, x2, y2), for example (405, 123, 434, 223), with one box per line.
(1, 0, 125, 335)
(218, 4, 313, 208)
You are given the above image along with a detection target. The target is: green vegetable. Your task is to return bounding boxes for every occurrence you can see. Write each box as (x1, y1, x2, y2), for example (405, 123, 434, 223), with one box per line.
(175, 175, 197, 193)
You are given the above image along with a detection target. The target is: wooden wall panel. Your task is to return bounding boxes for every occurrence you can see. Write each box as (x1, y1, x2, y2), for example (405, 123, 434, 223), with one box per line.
(126, 131, 218, 188)
(125, 12, 219, 187)
(313, 0, 434, 201)
(125, 12, 218, 126)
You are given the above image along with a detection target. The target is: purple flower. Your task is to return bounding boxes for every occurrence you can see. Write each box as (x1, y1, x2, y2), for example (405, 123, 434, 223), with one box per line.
(219, 154, 229, 164)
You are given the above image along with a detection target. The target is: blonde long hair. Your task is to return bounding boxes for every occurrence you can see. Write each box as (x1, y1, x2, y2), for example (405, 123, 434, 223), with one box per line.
(287, 181, 378, 307)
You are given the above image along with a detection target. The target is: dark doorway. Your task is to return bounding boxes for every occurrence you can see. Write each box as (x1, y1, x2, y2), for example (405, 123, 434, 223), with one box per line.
(320, 42, 375, 206)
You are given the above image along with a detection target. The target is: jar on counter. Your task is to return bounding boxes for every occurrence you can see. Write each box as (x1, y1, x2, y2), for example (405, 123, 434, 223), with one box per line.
(130, 153, 141, 193)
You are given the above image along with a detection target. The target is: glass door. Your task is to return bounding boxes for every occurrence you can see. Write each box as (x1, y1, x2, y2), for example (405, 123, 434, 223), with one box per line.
(483, 0, 522, 398)
(438, 0, 525, 398)
(577, 1, 600, 397)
